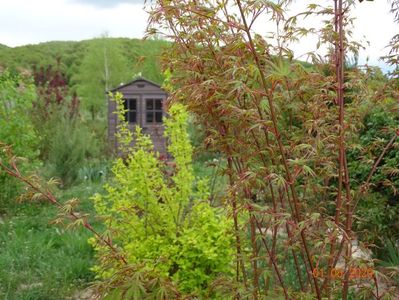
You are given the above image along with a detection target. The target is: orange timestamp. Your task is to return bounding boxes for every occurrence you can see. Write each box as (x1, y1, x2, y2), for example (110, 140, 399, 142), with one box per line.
(312, 267, 374, 280)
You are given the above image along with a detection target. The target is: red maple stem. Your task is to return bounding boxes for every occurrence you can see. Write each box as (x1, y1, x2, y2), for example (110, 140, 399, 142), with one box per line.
(0, 159, 128, 265)
(352, 131, 399, 211)
(235, 1, 321, 297)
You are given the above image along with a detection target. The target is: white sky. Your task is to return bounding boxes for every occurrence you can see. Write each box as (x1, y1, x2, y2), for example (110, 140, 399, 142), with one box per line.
(287, 1, 398, 69)
(0, 0, 397, 70)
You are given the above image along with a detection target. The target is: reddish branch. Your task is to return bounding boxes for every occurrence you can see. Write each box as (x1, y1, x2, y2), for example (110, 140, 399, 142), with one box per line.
(0, 150, 128, 266)
(236, 88, 306, 292)
(322, 0, 357, 296)
(364, 132, 399, 188)
(353, 131, 399, 211)
(254, 218, 289, 300)
(227, 155, 249, 292)
(235, 0, 321, 297)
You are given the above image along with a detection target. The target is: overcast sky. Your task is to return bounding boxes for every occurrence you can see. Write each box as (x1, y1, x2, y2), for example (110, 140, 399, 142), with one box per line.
(0, 0, 397, 70)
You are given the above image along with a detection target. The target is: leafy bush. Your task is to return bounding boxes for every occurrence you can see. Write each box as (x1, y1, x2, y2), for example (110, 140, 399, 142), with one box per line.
(0, 70, 40, 208)
(146, 1, 399, 298)
(349, 108, 399, 189)
(90, 99, 233, 297)
(44, 116, 101, 187)
(348, 108, 399, 244)
(355, 192, 399, 245)
(77, 159, 109, 183)
(30, 59, 103, 187)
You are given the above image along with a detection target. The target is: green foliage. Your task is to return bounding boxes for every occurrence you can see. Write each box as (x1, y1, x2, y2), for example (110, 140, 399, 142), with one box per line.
(0, 183, 103, 299)
(169, 202, 233, 293)
(125, 38, 169, 84)
(90, 100, 233, 296)
(77, 160, 109, 183)
(0, 70, 40, 208)
(29, 86, 101, 188)
(31, 58, 82, 159)
(355, 192, 399, 244)
(1, 5, 398, 299)
(379, 239, 399, 287)
(0, 41, 80, 72)
(45, 117, 100, 187)
(349, 108, 399, 188)
(26, 56, 103, 187)
(348, 107, 399, 244)
(380, 239, 399, 268)
(0, 38, 169, 166)
(0, 38, 167, 94)
(0, 70, 39, 161)
(74, 37, 132, 120)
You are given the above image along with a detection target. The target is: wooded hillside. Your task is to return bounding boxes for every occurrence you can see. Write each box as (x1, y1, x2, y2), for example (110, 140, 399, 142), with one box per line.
(0, 38, 167, 112)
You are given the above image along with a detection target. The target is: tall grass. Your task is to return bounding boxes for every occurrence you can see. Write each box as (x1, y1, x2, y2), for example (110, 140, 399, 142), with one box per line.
(0, 183, 103, 299)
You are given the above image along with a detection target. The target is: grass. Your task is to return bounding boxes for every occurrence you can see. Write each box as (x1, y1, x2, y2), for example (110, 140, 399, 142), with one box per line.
(192, 154, 227, 204)
(0, 183, 103, 300)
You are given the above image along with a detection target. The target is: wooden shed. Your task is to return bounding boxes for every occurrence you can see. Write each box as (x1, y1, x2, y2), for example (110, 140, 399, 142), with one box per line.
(108, 77, 168, 155)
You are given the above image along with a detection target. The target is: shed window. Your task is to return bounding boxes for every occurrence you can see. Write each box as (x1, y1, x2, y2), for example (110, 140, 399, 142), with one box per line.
(145, 98, 163, 123)
(123, 98, 137, 123)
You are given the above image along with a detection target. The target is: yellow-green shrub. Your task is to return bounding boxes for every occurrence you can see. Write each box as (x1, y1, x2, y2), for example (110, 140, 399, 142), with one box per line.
(90, 97, 233, 297)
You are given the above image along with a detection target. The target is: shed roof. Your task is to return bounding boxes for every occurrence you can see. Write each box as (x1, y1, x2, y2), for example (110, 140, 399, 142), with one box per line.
(108, 77, 163, 93)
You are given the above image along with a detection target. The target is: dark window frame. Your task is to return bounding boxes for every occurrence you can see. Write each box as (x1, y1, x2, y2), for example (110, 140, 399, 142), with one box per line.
(123, 98, 137, 123)
(145, 98, 163, 124)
